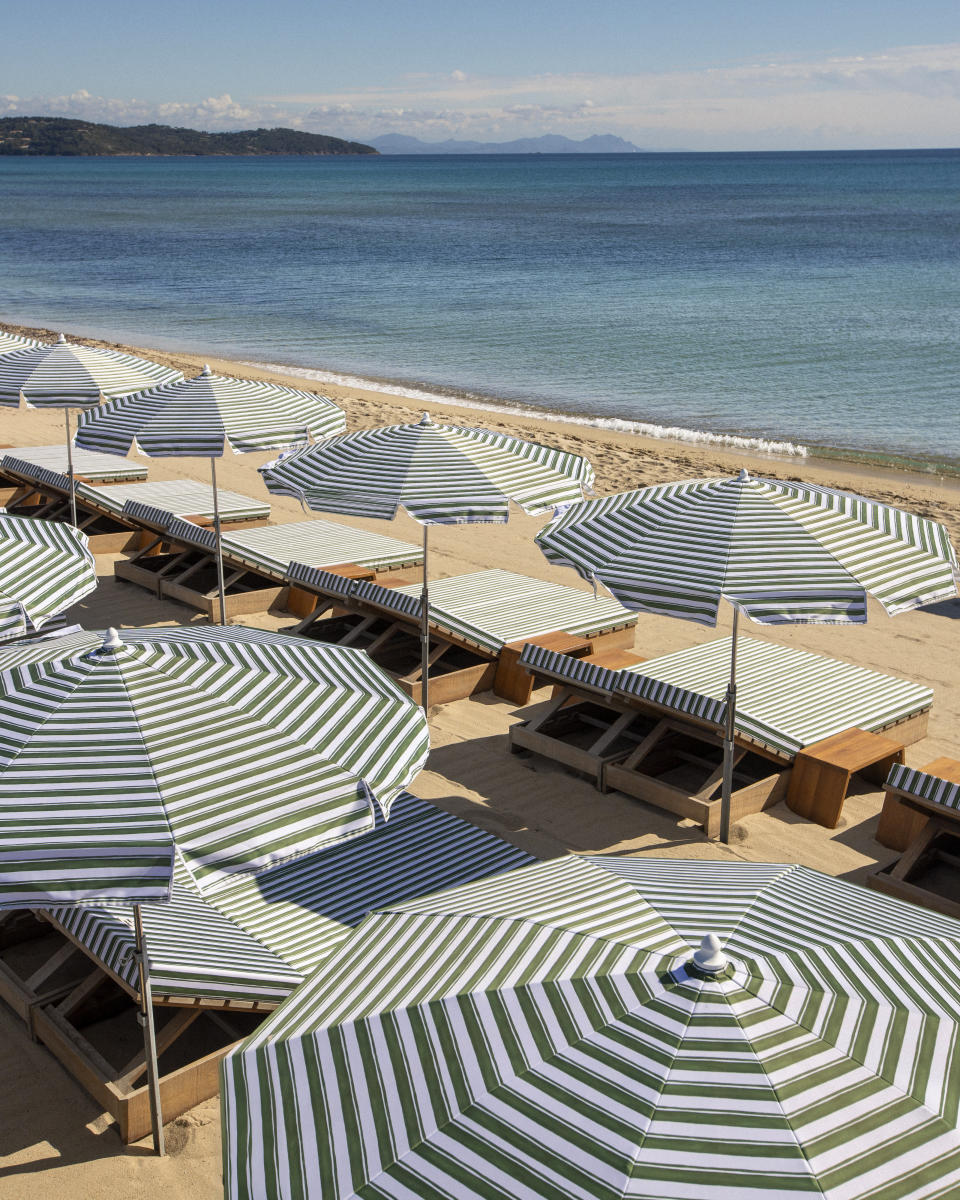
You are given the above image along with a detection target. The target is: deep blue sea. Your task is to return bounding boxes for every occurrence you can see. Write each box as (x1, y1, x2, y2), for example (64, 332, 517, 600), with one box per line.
(1, 150, 959, 469)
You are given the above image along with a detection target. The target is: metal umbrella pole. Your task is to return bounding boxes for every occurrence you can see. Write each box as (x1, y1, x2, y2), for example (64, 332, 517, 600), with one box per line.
(419, 524, 430, 712)
(64, 408, 77, 527)
(718, 606, 739, 845)
(209, 457, 228, 626)
(132, 904, 165, 1156)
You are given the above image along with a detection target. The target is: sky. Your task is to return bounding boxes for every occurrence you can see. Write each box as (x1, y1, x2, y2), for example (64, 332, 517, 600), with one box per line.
(3, 1, 960, 149)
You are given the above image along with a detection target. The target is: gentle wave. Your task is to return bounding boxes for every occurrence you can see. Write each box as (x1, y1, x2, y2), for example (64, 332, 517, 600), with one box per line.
(244, 360, 810, 459)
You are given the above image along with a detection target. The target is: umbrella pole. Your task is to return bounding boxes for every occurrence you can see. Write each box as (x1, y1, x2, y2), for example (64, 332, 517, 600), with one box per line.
(719, 607, 739, 844)
(64, 408, 77, 527)
(420, 524, 430, 712)
(132, 904, 165, 1156)
(209, 458, 228, 626)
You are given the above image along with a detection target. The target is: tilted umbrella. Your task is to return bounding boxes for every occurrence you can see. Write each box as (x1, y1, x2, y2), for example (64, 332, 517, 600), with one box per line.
(259, 412, 595, 709)
(75, 365, 346, 623)
(0, 334, 182, 524)
(221, 854, 960, 1200)
(536, 470, 959, 841)
(0, 510, 97, 641)
(0, 623, 428, 1153)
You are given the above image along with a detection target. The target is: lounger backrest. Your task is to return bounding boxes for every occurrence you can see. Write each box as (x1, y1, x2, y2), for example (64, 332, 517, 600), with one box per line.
(351, 579, 423, 619)
(1, 459, 71, 494)
(614, 668, 727, 728)
(164, 517, 219, 551)
(518, 642, 619, 694)
(73, 480, 112, 510)
(121, 499, 177, 531)
(286, 562, 358, 600)
(886, 763, 960, 813)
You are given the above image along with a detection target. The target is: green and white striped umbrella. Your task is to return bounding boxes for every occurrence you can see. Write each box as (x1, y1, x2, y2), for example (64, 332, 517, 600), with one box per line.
(0, 624, 428, 909)
(0, 334, 182, 407)
(222, 854, 960, 1200)
(260, 413, 595, 708)
(536, 471, 959, 625)
(0, 511, 97, 641)
(75, 364, 345, 457)
(259, 412, 594, 524)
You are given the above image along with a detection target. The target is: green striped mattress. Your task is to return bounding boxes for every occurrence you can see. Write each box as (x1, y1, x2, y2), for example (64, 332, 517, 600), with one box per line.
(1, 446, 148, 483)
(886, 763, 960, 812)
(99, 479, 269, 523)
(393, 568, 636, 654)
(223, 519, 422, 580)
(520, 636, 932, 761)
(45, 792, 532, 1005)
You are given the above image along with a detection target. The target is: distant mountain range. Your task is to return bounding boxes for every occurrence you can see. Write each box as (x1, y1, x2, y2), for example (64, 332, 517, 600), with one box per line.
(0, 118, 377, 156)
(371, 133, 641, 154)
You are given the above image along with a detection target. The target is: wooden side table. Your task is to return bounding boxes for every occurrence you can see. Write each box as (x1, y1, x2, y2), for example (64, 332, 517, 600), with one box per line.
(786, 727, 906, 829)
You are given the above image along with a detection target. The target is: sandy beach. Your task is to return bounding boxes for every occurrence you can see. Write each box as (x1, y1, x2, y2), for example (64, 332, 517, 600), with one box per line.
(1, 320, 959, 1198)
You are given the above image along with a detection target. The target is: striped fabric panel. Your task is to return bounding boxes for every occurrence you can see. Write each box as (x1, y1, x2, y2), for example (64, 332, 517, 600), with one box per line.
(351, 579, 424, 619)
(0, 332, 39, 355)
(0, 627, 429, 907)
(221, 520, 422, 580)
(518, 642, 620, 693)
(163, 517, 219, 551)
(0, 341, 181, 406)
(536, 475, 958, 625)
(41, 794, 531, 1004)
(75, 370, 345, 456)
(394, 569, 635, 652)
(0, 445, 147, 482)
(105, 479, 269, 522)
(259, 415, 594, 525)
(221, 856, 960, 1200)
(886, 763, 960, 813)
(0, 460, 72, 495)
(0, 513, 97, 647)
(615, 636, 933, 758)
(285, 565, 358, 598)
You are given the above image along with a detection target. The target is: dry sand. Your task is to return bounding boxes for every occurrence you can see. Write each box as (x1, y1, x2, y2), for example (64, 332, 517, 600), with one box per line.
(1, 321, 958, 1197)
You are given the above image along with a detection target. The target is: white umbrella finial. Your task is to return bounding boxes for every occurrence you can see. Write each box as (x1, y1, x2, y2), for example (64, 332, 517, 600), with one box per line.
(57, 333, 67, 344)
(737, 468, 751, 482)
(102, 627, 124, 652)
(418, 412, 434, 426)
(201, 364, 213, 377)
(693, 933, 727, 975)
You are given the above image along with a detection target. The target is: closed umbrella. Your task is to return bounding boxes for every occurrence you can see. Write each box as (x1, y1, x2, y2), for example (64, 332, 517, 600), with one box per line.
(75, 365, 346, 623)
(0, 510, 97, 640)
(536, 470, 959, 841)
(221, 854, 960, 1199)
(259, 412, 595, 709)
(0, 623, 428, 1153)
(0, 334, 182, 524)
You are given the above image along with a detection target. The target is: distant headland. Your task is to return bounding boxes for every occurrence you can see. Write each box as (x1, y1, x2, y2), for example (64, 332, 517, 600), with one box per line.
(370, 133, 641, 154)
(0, 117, 378, 156)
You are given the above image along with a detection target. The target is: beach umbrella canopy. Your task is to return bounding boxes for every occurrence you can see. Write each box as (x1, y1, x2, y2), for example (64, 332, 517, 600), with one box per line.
(259, 413, 595, 708)
(535, 471, 959, 840)
(0, 624, 428, 909)
(0, 334, 182, 524)
(74, 364, 346, 457)
(0, 511, 97, 641)
(75, 365, 346, 622)
(221, 854, 960, 1200)
(0, 331, 39, 355)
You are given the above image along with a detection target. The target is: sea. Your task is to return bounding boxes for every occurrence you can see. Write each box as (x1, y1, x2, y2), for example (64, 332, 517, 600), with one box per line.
(1, 150, 959, 472)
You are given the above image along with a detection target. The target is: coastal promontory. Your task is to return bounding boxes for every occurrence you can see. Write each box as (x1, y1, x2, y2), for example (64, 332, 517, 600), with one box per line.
(0, 118, 378, 156)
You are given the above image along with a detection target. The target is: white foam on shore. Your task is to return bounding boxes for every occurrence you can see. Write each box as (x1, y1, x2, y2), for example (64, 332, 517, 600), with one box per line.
(244, 360, 809, 459)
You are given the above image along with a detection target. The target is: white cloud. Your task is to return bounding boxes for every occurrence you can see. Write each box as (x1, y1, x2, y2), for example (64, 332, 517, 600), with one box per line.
(8, 43, 960, 148)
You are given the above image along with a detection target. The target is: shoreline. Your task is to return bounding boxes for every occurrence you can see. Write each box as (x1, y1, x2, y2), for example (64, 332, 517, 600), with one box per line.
(3, 317, 960, 541)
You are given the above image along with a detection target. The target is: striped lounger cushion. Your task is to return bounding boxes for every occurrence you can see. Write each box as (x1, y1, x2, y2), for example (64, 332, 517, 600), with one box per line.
(107, 479, 269, 523)
(1, 446, 147, 482)
(886, 763, 960, 812)
(223, 520, 422, 579)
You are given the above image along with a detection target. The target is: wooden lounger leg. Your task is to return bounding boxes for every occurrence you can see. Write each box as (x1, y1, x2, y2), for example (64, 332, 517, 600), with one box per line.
(290, 598, 335, 634)
(115, 1008, 202, 1092)
(600, 719, 669, 795)
(510, 689, 575, 747)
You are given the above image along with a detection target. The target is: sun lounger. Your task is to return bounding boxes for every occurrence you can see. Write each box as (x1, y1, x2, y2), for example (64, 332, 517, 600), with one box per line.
(868, 759, 960, 918)
(0, 446, 147, 503)
(0, 792, 532, 1143)
(115, 516, 423, 621)
(511, 636, 932, 837)
(294, 567, 639, 706)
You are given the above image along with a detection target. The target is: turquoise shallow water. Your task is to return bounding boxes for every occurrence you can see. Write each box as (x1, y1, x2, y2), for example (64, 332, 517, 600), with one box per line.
(1, 150, 958, 467)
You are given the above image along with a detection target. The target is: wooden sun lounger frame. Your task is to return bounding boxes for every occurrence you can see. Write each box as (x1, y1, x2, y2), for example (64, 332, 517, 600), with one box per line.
(0, 473, 149, 553)
(294, 584, 636, 707)
(0, 909, 271, 1143)
(511, 649, 921, 838)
